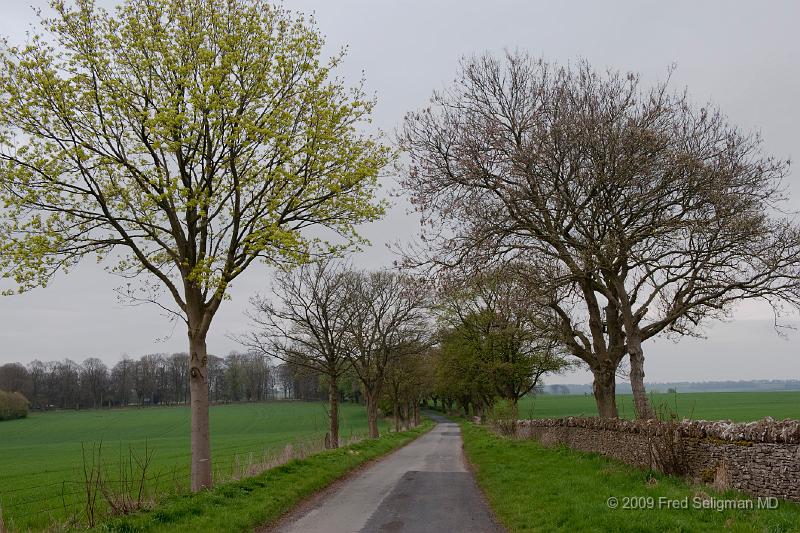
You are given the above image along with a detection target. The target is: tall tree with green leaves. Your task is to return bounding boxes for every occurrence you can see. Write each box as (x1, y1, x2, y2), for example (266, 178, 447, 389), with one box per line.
(0, 0, 389, 490)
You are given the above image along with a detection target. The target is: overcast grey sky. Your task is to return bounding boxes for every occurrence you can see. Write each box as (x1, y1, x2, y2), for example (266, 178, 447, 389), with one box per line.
(0, 0, 798, 384)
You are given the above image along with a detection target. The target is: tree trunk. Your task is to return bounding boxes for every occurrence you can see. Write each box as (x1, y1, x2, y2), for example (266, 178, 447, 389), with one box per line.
(508, 398, 519, 420)
(459, 398, 469, 417)
(189, 333, 212, 491)
(365, 389, 380, 438)
(402, 402, 410, 430)
(592, 365, 618, 418)
(328, 374, 339, 448)
(393, 399, 400, 432)
(628, 338, 655, 419)
(413, 402, 420, 427)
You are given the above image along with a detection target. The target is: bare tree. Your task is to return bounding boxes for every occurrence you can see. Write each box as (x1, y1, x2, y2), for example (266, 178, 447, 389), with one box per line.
(27, 360, 48, 409)
(167, 353, 189, 405)
(80, 358, 108, 409)
(276, 364, 295, 399)
(134, 355, 164, 406)
(383, 347, 433, 431)
(242, 261, 353, 448)
(206, 355, 227, 404)
(110, 357, 135, 407)
(240, 352, 273, 402)
(224, 352, 246, 402)
(343, 271, 430, 438)
(383, 354, 414, 432)
(0, 363, 32, 400)
(50, 359, 80, 409)
(401, 52, 800, 418)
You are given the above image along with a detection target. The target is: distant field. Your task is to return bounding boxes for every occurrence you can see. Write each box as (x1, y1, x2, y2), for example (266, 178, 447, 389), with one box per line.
(0, 401, 382, 531)
(518, 391, 800, 421)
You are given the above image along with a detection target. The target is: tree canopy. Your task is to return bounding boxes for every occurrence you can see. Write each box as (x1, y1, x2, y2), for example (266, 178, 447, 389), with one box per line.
(402, 52, 800, 418)
(0, 0, 389, 489)
(434, 267, 572, 413)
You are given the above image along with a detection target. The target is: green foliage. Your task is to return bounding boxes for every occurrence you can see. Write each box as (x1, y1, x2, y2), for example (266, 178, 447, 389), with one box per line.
(0, 0, 390, 489)
(380, 350, 434, 434)
(432, 268, 573, 414)
(0, 0, 389, 308)
(0, 401, 388, 531)
(460, 422, 800, 533)
(0, 389, 28, 420)
(435, 323, 496, 411)
(486, 398, 519, 435)
(487, 398, 519, 421)
(435, 306, 570, 414)
(94, 421, 432, 532)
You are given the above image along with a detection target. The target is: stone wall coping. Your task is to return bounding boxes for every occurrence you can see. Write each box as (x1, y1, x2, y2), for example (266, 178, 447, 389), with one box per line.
(516, 416, 800, 444)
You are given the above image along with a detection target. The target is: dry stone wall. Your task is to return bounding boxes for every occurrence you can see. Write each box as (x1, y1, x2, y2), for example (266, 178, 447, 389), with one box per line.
(514, 417, 800, 502)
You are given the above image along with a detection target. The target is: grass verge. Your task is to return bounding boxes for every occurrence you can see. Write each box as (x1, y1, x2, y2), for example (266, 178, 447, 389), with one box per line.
(93, 421, 433, 533)
(460, 422, 800, 533)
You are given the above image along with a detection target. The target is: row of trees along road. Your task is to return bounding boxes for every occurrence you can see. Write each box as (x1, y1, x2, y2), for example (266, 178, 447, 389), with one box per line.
(401, 53, 800, 419)
(240, 261, 430, 447)
(239, 259, 573, 442)
(2, 0, 799, 494)
(0, 0, 389, 490)
(0, 351, 274, 410)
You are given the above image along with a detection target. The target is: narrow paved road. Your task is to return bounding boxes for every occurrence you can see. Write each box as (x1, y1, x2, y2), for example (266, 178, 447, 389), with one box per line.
(270, 413, 504, 533)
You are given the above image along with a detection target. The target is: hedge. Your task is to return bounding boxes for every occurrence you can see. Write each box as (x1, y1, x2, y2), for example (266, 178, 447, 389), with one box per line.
(0, 389, 28, 420)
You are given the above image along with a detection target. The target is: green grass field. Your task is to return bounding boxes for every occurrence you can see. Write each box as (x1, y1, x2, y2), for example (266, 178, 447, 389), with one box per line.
(461, 422, 800, 532)
(2, 392, 798, 531)
(0, 401, 384, 531)
(518, 391, 800, 421)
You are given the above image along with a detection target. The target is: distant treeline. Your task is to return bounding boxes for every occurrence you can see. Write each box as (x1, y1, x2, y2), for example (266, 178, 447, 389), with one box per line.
(0, 353, 340, 410)
(545, 380, 800, 395)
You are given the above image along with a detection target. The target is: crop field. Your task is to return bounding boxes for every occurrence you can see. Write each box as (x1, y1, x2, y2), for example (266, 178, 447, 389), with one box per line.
(0, 401, 382, 531)
(518, 390, 800, 421)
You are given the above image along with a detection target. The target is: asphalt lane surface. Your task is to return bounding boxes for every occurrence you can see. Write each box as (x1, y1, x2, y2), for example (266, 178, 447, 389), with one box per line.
(271, 413, 504, 533)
